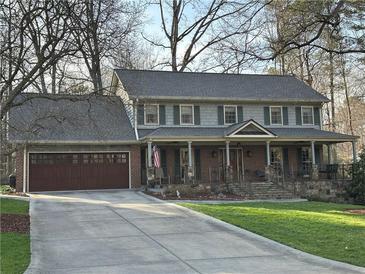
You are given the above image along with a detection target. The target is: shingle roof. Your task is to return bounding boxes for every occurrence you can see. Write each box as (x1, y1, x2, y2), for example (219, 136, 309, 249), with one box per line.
(8, 93, 136, 143)
(115, 69, 329, 102)
(269, 128, 356, 140)
(138, 126, 356, 141)
(138, 127, 223, 138)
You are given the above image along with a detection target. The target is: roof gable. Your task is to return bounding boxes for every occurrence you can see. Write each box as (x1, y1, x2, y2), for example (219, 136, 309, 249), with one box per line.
(226, 120, 276, 138)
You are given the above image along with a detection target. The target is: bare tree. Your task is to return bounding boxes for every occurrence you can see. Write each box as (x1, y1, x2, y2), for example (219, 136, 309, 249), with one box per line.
(146, 0, 270, 72)
(70, 0, 144, 93)
(0, 0, 79, 120)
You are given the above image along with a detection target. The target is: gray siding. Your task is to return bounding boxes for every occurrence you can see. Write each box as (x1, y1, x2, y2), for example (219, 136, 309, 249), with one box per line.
(137, 102, 321, 129)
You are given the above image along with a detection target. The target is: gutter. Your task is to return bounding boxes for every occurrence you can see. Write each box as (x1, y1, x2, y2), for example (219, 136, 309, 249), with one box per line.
(129, 95, 329, 104)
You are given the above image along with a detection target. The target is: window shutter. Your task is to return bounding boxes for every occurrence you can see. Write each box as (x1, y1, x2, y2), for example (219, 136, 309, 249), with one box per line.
(283, 147, 289, 177)
(314, 107, 320, 125)
(237, 106, 243, 123)
(264, 107, 270, 125)
(283, 107, 288, 125)
(218, 106, 224, 125)
(173, 105, 180, 125)
(160, 149, 167, 175)
(295, 107, 302, 125)
(194, 148, 201, 180)
(137, 105, 144, 125)
(174, 149, 180, 178)
(159, 105, 166, 125)
(194, 105, 200, 125)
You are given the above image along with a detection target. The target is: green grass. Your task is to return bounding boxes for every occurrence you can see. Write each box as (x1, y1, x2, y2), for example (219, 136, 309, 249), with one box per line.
(0, 198, 30, 274)
(1, 197, 29, 215)
(0, 233, 30, 274)
(181, 201, 365, 267)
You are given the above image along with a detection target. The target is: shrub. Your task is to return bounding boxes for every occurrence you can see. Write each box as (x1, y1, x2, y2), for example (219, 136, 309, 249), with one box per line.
(347, 149, 365, 204)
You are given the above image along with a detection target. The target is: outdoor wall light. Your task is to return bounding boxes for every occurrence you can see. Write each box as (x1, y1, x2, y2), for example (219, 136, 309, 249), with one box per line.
(247, 150, 253, 158)
(211, 150, 218, 158)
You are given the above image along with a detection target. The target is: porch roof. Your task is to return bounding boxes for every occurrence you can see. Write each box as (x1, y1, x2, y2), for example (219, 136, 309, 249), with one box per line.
(138, 126, 357, 142)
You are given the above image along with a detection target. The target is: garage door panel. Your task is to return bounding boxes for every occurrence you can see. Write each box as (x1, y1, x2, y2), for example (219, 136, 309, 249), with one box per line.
(29, 153, 129, 191)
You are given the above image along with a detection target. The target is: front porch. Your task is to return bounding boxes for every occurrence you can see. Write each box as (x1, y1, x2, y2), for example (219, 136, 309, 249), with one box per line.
(141, 140, 356, 188)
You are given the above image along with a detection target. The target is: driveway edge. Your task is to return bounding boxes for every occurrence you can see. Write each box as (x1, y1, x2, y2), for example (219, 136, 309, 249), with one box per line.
(139, 191, 365, 273)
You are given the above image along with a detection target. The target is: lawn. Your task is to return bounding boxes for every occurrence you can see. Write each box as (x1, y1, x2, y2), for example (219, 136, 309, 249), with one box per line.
(0, 198, 31, 274)
(182, 201, 365, 267)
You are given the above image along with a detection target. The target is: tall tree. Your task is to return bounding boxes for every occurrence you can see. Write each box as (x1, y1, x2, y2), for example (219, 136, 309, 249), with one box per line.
(0, 0, 79, 119)
(147, 0, 270, 72)
(70, 0, 143, 93)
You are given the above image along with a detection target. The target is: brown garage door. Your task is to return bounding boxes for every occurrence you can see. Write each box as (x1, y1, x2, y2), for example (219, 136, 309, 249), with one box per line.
(29, 152, 129, 191)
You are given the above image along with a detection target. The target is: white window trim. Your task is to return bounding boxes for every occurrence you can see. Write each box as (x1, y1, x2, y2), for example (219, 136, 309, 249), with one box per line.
(301, 106, 314, 125)
(269, 106, 283, 126)
(224, 105, 238, 125)
(144, 104, 159, 125)
(180, 104, 194, 125)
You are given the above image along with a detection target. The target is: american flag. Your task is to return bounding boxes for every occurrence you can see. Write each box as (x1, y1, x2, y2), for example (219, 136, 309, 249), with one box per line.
(153, 145, 160, 168)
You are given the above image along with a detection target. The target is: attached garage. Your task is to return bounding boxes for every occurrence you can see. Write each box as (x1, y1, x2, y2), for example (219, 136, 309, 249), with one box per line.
(29, 152, 130, 192)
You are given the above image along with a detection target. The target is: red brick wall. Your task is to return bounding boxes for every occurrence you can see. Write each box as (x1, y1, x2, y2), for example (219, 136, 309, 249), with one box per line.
(130, 145, 141, 188)
(15, 147, 24, 192)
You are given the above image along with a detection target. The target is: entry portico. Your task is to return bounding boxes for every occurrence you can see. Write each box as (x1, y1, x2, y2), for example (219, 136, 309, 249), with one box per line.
(140, 120, 357, 185)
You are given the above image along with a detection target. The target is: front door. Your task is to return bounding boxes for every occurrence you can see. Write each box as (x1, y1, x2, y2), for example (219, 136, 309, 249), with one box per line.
(221, 148, 244, 182)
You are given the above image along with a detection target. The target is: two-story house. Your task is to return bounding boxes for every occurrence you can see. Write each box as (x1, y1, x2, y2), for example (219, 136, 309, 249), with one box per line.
(9, 69, 358, 192)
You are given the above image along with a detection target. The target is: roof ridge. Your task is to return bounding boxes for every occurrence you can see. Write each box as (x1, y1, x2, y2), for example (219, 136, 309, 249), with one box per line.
(114, 68, 294, 78)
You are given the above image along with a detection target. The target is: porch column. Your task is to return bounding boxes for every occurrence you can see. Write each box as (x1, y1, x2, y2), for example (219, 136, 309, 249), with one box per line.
(188, 141, 192, 167)
(147, 141, 152, 168)
(327, 144, 332, 164)
(266, 141, 271, 166)
(352, 140, 357, 162)
(311, 140, 318, 180)
(311, 141, 316, 165)
(225, 141, 230, 166)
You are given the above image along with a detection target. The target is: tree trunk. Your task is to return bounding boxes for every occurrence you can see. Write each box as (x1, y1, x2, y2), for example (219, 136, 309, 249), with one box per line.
(329, 51, 335, 131)
(340, 56, 354, 135)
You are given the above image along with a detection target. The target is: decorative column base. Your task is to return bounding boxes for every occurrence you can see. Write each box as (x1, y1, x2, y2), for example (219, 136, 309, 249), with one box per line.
(265, 165, 271, 182)
(311, 165, 319, 181)
(147, 167, 155, 181)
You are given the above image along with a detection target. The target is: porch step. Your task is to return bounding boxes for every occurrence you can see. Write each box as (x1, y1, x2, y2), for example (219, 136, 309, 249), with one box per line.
(226, 181, 296, 200)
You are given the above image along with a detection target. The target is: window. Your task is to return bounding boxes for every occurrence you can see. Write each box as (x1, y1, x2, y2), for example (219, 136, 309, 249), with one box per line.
(270, 106, 282, 125)
(144, 104, 159, 125)
(224, 106, 237, 124)
(180, 105, 194, 125)
(302, 106, 314, 125)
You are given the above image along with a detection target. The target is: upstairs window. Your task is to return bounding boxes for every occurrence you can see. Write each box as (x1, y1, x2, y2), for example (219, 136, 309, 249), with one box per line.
(270, 106, 282, 125)
(144, 104, 159, 125)
(180, 105, 194, 125)
(302, 106, 314, 125)
(224, 106, 237, 124)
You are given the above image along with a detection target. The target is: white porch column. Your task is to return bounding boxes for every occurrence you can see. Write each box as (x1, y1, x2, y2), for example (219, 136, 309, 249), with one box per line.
(352, 140, 357, 162)
(327, 144, 332, 164)
(226, 141, 230, 166)
(147, 141, 152, 168)
(266, 141, 271, 166)
(311, 141, 316, 165)
(188, 141, 192, 167)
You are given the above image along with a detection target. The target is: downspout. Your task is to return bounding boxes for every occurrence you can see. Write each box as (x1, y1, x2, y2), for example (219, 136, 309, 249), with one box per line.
(134, 98, 139, 140)
(23, 144, 27, 193)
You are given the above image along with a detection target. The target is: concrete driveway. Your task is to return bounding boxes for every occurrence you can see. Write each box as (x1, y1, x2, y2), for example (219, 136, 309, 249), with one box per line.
(26, 190, 365, 274)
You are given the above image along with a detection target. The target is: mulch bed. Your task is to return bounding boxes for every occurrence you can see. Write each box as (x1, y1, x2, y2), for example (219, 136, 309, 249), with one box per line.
(0, 214, 30, 233)
(345, 209, 365, 215)
(146, 192, 247, 201)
